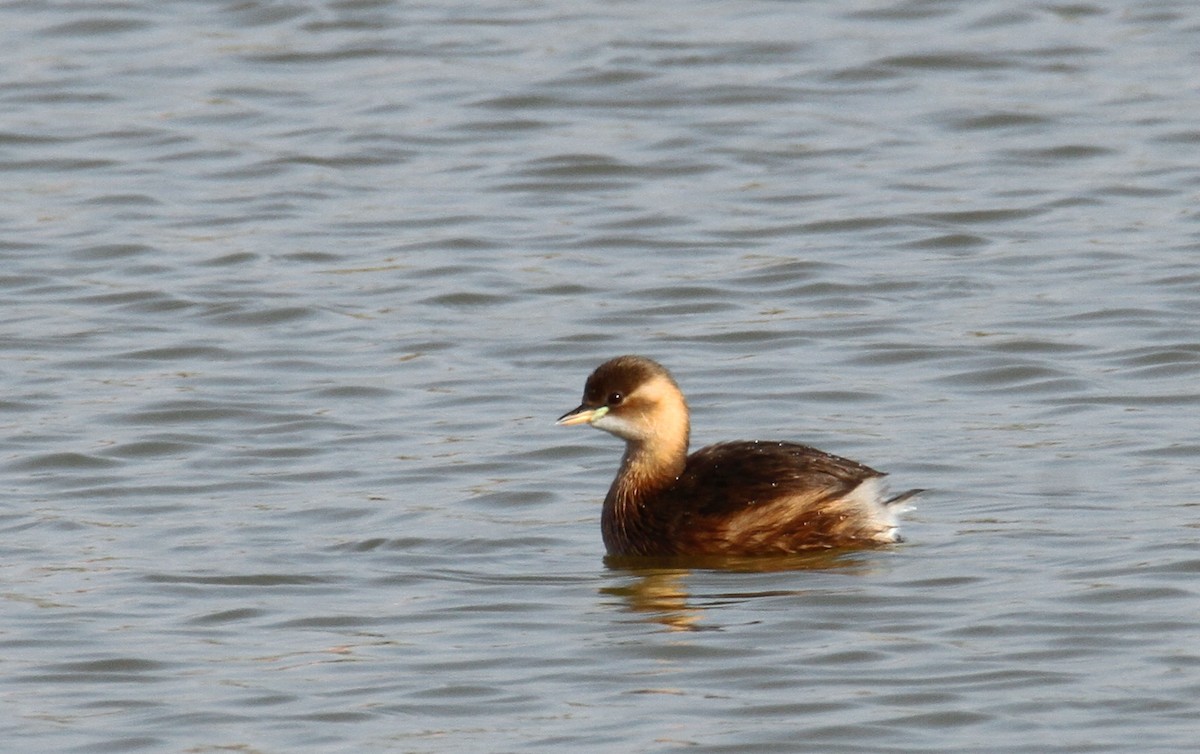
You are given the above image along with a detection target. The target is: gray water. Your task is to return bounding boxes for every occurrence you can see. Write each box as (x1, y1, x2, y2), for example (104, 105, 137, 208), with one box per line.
(3, 1, 1199, 751)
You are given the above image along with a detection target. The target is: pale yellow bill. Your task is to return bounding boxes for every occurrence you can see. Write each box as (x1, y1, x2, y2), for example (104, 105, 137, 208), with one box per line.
(555, 405, 608, 426)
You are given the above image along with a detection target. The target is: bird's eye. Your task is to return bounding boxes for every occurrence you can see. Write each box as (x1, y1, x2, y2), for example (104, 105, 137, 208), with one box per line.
(607, 392, 623, 406)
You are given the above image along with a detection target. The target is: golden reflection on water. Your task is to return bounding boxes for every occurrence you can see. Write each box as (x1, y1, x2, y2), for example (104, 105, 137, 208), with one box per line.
(600, 549, 879, 631)
(601, 569, 700, 631)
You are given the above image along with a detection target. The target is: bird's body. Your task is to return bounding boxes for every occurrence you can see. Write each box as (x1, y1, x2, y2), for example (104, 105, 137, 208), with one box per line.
(558, 355, 917, 557)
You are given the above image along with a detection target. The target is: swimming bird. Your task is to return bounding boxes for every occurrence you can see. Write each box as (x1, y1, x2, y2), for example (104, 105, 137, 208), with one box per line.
(557, 355, 919, 557)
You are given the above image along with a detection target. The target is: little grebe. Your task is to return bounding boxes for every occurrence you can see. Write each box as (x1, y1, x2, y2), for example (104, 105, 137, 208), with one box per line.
(557, 355, 919, 557)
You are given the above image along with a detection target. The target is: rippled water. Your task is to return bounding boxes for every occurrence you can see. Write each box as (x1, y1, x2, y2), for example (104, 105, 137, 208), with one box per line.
(4, 1, 1199, 751)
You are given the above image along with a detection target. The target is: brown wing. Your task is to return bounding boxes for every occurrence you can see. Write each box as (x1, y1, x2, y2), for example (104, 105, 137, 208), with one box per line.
(660, 441, 892, 553)
(674, 441, 883, 518)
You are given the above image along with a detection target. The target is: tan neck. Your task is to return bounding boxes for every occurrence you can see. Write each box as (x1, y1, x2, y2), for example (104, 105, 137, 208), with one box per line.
(618, 436, 685, 489)
(603, 432, 688, 555)
(612, 393, 690, 500)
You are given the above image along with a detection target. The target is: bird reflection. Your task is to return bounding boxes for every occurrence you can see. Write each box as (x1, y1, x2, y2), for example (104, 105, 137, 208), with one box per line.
(600, 569, 699, 630)
(599, 550, 875, 631)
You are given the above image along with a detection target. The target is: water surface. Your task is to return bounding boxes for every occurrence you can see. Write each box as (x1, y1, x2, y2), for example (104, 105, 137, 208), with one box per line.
(3, 1, 1199, 751)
